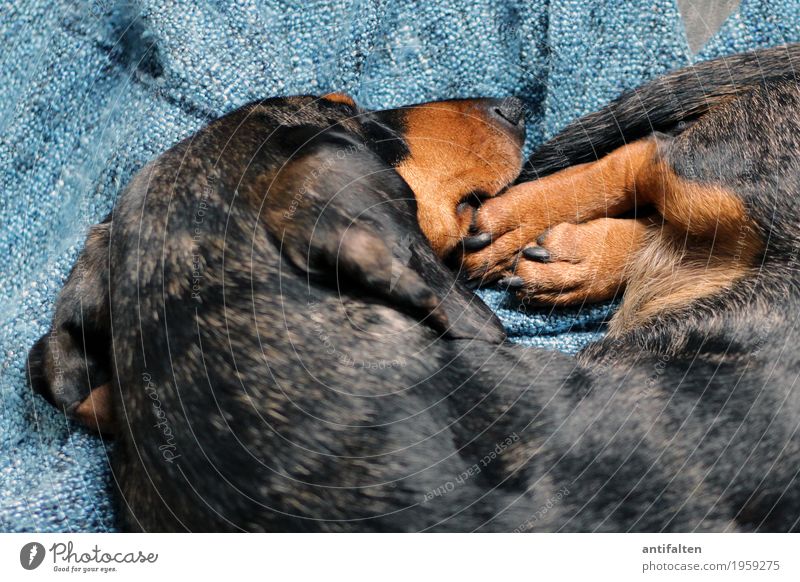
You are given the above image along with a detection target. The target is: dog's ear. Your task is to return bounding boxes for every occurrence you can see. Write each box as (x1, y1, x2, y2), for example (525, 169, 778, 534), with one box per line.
(28, 220, 115, 434)
(263, 135, 505, 342)
(404, 240, 506, 342)
(302, 223, 455, 334)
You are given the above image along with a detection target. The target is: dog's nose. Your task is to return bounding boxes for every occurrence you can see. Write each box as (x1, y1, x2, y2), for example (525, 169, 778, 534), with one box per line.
(489, 97, 525, 128)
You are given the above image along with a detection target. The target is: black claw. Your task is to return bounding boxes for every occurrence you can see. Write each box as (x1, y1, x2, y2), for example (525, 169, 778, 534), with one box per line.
(462, 233, 492, 251)
(523, 246, 551, 262)
(535, 231, 549, 246)
(498, 276, 525, 289)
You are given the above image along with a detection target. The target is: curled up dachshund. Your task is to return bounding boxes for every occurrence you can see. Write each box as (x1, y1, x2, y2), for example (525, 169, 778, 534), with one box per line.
(29, 44, 800, 532)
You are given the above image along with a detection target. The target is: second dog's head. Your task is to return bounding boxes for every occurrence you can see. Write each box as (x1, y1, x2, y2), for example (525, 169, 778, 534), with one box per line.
(358, 94, 526, 255)
(260, 92, 525, 255)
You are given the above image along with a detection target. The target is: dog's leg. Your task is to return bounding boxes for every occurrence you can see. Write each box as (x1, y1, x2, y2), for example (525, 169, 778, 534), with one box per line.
(28, 218, 115, 433)
(461, 139, 653, 280)
(462, 136, 761, 315)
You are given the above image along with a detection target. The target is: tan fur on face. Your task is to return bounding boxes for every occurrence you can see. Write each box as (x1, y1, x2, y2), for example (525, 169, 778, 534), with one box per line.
(393, 100, 524, 256)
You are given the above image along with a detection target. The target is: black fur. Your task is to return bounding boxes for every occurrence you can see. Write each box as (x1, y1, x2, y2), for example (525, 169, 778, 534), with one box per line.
(521, 43, 800, 180)
(29, 46, 800, 531)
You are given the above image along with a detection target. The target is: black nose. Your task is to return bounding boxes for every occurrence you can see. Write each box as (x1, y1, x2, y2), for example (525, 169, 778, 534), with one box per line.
(490, 97, 525, 127)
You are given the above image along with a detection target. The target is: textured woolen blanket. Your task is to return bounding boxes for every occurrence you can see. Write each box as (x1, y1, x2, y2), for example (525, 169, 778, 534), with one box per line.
(2, 0, 799, 532)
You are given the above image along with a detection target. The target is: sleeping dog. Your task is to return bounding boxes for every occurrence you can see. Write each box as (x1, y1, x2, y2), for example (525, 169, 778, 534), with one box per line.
(29, 44, 800, 531)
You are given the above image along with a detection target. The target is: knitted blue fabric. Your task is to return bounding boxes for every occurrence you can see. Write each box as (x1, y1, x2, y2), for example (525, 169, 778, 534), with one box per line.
(2, 0, 799, 532)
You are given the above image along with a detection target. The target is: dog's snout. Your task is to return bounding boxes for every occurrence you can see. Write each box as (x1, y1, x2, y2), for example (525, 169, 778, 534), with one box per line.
(490, 97, 525, 128)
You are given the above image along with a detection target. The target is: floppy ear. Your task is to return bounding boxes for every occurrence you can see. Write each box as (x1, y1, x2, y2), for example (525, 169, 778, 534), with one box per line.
(262, 134, 505, 342)
(28, 219, 115, 434)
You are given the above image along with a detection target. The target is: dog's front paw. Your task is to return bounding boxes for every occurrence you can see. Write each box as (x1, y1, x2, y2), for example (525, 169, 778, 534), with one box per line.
(458, 183, 553, 282)
(494, 218, 651, 305)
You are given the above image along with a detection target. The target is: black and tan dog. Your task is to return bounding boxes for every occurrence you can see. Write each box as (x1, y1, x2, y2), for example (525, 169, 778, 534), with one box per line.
(29, 44, 800, 532)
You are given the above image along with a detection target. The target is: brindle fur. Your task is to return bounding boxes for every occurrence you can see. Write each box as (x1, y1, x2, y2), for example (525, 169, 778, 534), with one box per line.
(29, 45, 800, 531)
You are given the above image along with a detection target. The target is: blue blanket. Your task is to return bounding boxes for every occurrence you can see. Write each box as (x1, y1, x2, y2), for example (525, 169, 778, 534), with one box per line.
(2, 0, 798, 532)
